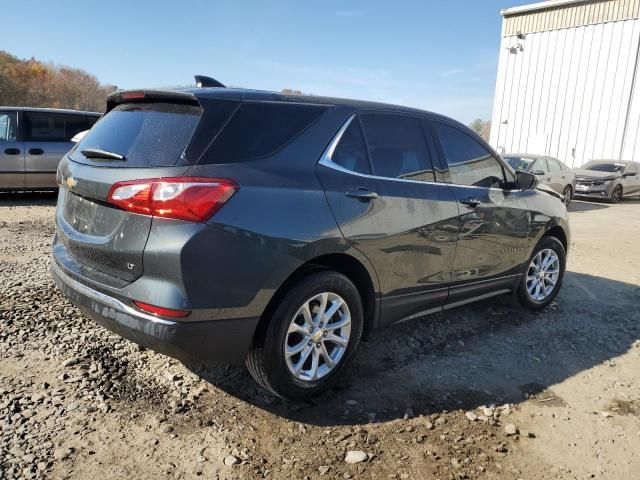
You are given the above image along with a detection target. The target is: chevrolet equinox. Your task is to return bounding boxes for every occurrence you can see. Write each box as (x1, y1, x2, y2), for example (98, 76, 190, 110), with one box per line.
(52, 78, 570, 400)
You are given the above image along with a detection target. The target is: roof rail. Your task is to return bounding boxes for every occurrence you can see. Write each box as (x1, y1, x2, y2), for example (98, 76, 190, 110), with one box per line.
(194, 75, 226, 88)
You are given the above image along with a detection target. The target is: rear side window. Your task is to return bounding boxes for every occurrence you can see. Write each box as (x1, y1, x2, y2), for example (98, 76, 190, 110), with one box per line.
(70, 102, 202, 167)
(360, 114, 435, 182)
(24, 112, 90, 142)
(201, 102, 327, 163)
(432, 122, 506, 188)
(0, 111, 18, 141)
(330, 120, 370, 174)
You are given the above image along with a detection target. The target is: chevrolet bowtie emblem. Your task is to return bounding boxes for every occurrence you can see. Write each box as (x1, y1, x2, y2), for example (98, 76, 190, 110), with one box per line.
(66, 176, 78, 189)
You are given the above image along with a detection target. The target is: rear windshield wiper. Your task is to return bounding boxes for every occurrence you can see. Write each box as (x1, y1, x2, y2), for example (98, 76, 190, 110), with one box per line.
(80, 148, 126, 161)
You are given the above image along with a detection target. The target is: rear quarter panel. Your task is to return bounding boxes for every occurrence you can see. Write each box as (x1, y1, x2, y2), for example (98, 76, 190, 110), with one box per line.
(163, 106, 380, 319)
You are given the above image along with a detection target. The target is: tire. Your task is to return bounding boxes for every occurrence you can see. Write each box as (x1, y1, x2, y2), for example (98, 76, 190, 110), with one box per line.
(610, 184, 623, 203)
(562, 185, 572, 206)
(516, 236, 566, 311)
(246, 271, 364, 400)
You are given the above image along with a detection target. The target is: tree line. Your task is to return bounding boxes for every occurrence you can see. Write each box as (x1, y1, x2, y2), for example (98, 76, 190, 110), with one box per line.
(0, 51, 117, 112)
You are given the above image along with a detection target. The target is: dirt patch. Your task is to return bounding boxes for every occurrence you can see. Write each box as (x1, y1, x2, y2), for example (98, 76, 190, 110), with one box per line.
(1, 193, 640, 480)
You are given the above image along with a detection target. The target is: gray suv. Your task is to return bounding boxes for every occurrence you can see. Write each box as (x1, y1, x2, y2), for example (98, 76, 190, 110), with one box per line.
(51, 81, 570, 399)
(0, 107, 100, 190)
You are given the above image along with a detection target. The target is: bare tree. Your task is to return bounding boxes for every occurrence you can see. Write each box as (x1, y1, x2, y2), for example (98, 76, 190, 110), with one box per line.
(0, 51, 117, 111)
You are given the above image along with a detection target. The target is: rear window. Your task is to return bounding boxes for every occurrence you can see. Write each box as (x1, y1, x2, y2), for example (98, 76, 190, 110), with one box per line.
(70, 102, 202, 167)
(200, 102, 327, 163)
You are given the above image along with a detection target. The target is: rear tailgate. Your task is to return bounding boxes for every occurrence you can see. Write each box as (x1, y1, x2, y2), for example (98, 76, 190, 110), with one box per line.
(54, 92, 237, 285)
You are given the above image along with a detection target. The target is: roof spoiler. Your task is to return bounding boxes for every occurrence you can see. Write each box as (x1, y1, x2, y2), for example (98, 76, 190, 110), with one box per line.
(105, 90, 199, 112)
(194, 75, 226, 88)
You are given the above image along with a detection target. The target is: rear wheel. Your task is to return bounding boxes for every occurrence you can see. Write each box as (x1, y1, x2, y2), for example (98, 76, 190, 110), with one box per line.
(610, 184, 623, 203)
(562, 185, 572, 205)
(516, 236, 566, 311)
(246, 271, 363, 400)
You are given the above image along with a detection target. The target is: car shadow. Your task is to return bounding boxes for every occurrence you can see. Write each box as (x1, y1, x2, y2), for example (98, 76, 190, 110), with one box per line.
(0, 190, 58, 207)
(188, 270, 640, 426)
(567, 200, 609, 212)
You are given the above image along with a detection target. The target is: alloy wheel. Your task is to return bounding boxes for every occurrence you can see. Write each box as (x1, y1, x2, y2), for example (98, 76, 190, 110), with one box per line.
(612, 185, 623, 202)
(526, 248, 560, 302)
(284, 292, 351, 382)
(563, 186, 572, 205)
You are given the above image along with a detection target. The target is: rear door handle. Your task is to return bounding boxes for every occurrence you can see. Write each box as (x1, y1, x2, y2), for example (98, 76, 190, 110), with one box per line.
(4, 148, 20, 155)
(345, 188, 378, 201)
(459, 197, 482, 208)
(29, 148, 44, 155)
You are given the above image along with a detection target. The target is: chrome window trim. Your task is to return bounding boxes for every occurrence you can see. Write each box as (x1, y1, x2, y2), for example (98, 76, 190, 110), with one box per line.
(318, 114, 524, 193)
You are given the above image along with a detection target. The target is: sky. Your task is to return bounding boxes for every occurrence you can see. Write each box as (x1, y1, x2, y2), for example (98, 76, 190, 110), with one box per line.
(2, 0, 527, 124)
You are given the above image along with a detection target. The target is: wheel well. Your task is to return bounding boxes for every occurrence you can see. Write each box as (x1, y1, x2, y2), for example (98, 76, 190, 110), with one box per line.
(253, 254, 377, 344)
(545, 226, 568, 253)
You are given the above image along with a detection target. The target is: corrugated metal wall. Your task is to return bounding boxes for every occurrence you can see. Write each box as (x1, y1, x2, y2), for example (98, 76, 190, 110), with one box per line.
(504, 0, 640, 36)
(490, 0, 640, 167)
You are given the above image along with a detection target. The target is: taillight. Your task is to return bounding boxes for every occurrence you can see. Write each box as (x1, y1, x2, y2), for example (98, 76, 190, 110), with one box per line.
(107, 177, 238, 222)
(133, 300, 190, 318)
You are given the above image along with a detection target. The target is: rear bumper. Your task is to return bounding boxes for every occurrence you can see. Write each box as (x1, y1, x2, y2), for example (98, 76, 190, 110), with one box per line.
(51, 260, 259, 366)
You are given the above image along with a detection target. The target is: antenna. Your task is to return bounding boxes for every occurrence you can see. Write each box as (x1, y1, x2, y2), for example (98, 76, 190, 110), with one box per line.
(194, 75, 226, 88)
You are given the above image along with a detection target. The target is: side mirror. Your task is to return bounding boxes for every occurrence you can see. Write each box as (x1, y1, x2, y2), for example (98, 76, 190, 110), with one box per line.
(516, 170, 538, 190)
(623, 172, 636, 177)
(531, 169, 545, 176)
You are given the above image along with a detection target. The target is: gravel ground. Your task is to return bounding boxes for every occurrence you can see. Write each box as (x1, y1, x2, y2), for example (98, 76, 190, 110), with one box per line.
(1, 191, 639, 480)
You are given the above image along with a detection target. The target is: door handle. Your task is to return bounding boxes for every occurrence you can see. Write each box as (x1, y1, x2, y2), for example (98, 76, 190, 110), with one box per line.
(459, 197, 482, 208)
(4, 148, 20, 155)
(345, 188, 378, 201)
(29, 148, 44, 155)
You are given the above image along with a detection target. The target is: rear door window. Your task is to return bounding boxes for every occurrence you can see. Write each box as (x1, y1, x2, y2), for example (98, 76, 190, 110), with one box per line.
(547, 158, 561, 172)
(534, 159, 549, 174)
(330, 120, 371, 174)
(360, 113, 435, 182)
(432, 122, 507, 188)
(70, 102, 202, 167)
(0, 111, 18, 141)
(201, 102, 327, 163)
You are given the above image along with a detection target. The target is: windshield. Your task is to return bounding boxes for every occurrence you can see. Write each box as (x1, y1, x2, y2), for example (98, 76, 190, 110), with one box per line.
(69, 102, 202, 167)
(583, 161, 626, 173)
(504, 156, 534, 171)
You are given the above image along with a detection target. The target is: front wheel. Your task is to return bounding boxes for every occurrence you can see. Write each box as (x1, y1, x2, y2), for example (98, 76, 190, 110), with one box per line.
(516, 236, 566, 311)
(610, 184, 623, 203)
(246, 271, 363, 400)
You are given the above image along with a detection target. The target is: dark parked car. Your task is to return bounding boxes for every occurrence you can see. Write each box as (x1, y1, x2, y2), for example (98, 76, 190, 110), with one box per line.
(51, 80, 570, 399)
(573, 160, 640, 202)
(503, 154, 575, 205)
(0, 107, 100, 190)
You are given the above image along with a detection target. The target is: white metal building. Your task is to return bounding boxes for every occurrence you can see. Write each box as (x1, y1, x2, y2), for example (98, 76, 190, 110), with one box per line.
(490, 0, 640, 167)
